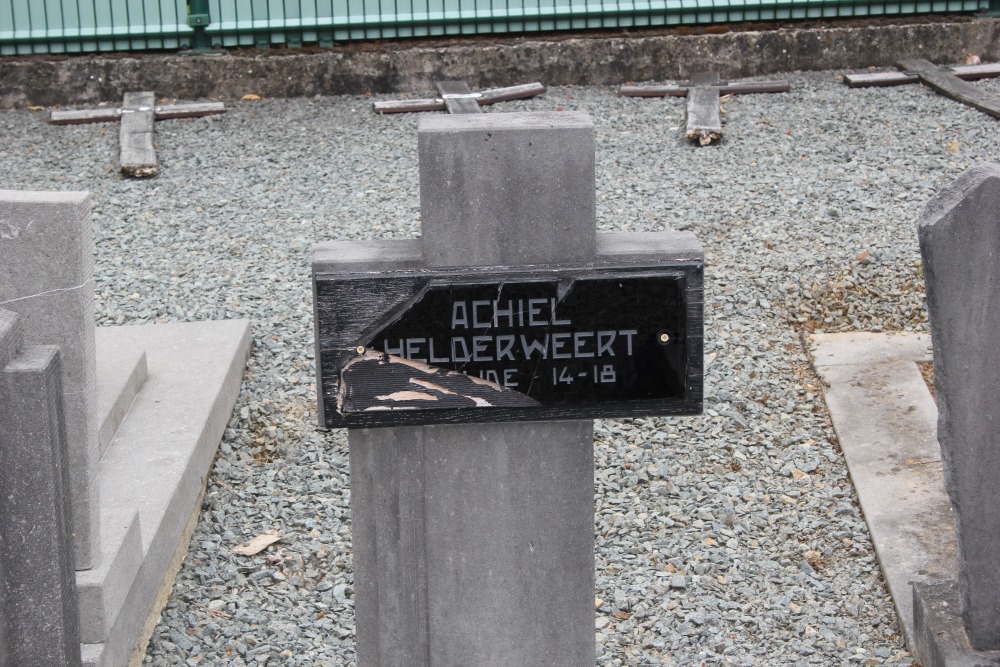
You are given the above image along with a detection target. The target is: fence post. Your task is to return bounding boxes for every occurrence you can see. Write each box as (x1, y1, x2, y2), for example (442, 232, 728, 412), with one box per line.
(183, 0, 222, 55)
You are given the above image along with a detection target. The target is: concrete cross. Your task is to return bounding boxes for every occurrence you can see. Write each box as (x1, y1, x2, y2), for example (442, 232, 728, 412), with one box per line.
(312, 112, 702, 664)
(373, 80, 546, 114)
(49, 92, 225, 177)
(619, 72, 790, 145)
(845, 59, 1000, 119)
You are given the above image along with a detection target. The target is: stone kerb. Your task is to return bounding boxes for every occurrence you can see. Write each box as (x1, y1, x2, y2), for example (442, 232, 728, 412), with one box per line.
(917, 162, 1000, 656)
(0, 190, 100, 570)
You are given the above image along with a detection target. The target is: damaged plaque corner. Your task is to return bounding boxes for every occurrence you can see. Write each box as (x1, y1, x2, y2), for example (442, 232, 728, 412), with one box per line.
(338, 347, 540, 414)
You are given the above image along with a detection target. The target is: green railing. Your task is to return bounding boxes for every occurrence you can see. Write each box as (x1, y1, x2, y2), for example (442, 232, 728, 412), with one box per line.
(1, 0, 994, 55)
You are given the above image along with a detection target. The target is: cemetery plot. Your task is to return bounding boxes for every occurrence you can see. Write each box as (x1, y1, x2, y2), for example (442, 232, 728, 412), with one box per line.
(373, 80, 546, 114)
(49, 92, 226, 177)
(619, 72, 790, 144)
(315, 264, 702, 427)
(844, 59, 1000, 118)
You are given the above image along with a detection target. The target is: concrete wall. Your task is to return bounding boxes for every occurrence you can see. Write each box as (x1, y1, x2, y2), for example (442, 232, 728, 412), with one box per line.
(0, 17, 997, 108)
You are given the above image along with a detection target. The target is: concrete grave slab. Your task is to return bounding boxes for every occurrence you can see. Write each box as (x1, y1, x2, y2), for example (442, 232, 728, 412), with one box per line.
(809, 331, 955, 651)
(78, 319, 251, 667)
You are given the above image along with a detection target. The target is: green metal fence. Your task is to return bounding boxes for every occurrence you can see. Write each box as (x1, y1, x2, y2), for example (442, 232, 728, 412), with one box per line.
(1, 0, 994, 55)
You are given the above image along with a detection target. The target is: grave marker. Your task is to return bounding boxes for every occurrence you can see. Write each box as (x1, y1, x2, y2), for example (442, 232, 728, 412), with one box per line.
(373, 80, 546, 114)
(0, 189, 252, 666)
(845, 59, 1000, 118)
(0, 308, 82, 667)
(915, 162, 1000, 664)
(0, 190, 100, 570)
(619, 72, 790, 145)
(49, 92, 226, 177)
(313, 112, 702, 664)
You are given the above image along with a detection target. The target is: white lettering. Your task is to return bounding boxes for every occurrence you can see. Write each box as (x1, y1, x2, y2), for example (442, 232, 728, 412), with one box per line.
(472, 336, 493, 362)
(493, 300, 514, 327)
(528, 298, 547, 326)
(573, 331, 594, 358)
(597, 331, 617, 357)
(383, 339, 404, 356)
(452, 302, 469, 329)
(405, 338, 426, 362)
(472, 300, 492, 329)
(551, 332, 572, 359)
(451, 337, 471, 362)
(496, 335, 516, 361)
(620, 329, 638, 356)
(520, 334, 549, 360)
(551, 298, 571, 326)
(428, 337, 449, 364)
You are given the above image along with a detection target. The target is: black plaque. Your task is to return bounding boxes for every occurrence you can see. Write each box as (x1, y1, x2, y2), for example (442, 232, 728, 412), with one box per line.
(314, 264, 702, 428)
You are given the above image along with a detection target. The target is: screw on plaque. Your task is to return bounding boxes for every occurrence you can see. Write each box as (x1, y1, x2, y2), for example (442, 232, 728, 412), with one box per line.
(657, 331, 672, 345)
(356, 346, 366, 354)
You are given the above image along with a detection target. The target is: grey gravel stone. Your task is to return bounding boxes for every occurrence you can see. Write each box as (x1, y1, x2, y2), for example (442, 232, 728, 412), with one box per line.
(2, 69, 997, 666)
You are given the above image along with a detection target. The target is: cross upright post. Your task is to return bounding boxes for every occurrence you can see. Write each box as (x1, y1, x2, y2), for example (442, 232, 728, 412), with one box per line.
(620, 71, 790, 145)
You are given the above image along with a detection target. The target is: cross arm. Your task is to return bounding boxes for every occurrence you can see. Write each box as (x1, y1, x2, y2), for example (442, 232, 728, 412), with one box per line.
(844, 62, 1000, 87)
(619, 80, 789, 97)
(372, 82, 546, 114)
(49, 100, 226, 125)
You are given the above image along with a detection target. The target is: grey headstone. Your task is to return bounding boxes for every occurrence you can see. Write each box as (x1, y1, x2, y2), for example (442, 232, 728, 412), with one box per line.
(350, 112, 599, 666)
(418, 111, 596, 267)
(0, 308, 82, 667)
(0, 190, 99, 569)
(918, 162, 1000, 650)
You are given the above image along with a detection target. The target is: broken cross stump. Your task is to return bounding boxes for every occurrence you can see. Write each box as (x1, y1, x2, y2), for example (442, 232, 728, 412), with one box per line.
(844, 59, 1000, 119)
(619, 72, 790, 145)
(373, 80, 546, 114)
(49, 92, 226, 177)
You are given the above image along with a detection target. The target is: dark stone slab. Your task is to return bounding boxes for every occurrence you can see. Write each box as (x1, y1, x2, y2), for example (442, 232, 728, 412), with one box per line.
(918, 162, 1000, 650)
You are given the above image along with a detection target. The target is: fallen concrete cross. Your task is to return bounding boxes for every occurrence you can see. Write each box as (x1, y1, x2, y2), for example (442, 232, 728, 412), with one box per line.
(619, 72, 790, 145)
(49, 92, 226, 177)
(844, 59, 1000, 119)
(373, 81, 546, 114)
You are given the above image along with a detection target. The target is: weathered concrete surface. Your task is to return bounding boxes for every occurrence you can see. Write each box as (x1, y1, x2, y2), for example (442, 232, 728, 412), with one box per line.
(419, 111, 595, 267)
(810, 332, 956, 652)
(0, 17, 997, 108)
(0, 189, 100, 570)
(913, 581, 1000, 667)
(918, 163, 1000, 652)
(347, 111, 600, 666)
(80, 319, 251, 667)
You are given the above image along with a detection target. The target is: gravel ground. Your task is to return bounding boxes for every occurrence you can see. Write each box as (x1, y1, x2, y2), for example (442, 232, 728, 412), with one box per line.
(2, 68, 998, 666)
